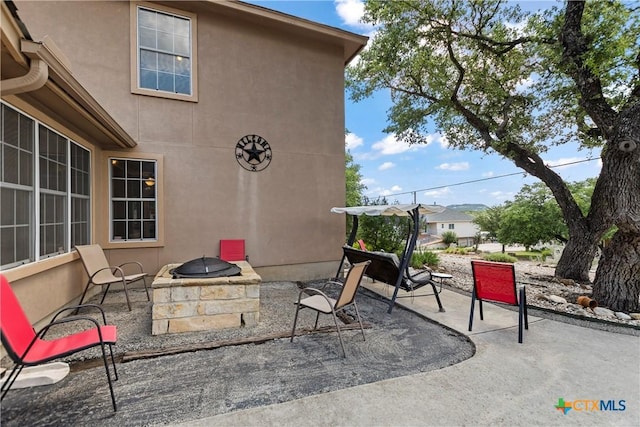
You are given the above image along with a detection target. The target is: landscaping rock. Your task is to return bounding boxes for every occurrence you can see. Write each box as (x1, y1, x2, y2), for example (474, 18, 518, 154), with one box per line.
(593, 307, 616, 318)
(615, 312, 632, 320)
(548, 295, 568, 304)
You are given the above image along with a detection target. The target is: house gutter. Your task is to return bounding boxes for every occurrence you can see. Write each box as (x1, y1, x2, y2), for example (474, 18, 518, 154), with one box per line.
(1, 57, 48, 96)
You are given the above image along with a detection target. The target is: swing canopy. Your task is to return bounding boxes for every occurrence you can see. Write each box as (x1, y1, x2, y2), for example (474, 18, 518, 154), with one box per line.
(331, 203, 445, 217)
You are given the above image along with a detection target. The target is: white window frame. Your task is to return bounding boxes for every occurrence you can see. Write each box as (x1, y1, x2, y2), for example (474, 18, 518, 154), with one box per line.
(0, 102, 91, 269)
(108, 157, 158, 243)
(130, 1, 198, 102)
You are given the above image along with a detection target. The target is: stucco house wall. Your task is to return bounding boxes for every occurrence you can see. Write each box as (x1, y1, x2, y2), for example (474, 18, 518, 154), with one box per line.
(1, 0, 366, 329)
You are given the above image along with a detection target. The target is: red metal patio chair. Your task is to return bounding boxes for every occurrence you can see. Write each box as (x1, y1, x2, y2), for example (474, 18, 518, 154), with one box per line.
(0, 274, 119, 411)
(220, 239, 248, 261)
(469, 260, 529, 343)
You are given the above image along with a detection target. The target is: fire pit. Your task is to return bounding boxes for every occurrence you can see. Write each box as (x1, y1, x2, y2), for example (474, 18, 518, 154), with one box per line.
(151, 259, 261, 335)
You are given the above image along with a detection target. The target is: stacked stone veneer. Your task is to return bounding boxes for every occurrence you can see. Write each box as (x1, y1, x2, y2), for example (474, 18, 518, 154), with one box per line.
(151, 261, 261, 335)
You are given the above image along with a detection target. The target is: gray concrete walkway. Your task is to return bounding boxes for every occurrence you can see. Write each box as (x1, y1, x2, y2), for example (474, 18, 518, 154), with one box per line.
(181, 282, 640, 426)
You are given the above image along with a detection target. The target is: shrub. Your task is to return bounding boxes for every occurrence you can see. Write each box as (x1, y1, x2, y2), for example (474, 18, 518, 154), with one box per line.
(411, 250, 439, 268)
(444, 246, 472, 255)
(441, 231, 458, 245)
(483, 252, 517, 263)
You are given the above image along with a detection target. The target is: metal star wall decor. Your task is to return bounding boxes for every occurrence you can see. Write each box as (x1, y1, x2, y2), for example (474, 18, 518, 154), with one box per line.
(235, 134, 272, 172)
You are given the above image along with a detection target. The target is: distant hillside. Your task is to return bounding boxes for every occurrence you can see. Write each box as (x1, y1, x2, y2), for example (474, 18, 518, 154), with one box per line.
(446, 204, 489, 212)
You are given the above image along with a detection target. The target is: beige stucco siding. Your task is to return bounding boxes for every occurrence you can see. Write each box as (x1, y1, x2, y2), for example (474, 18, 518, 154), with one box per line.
(13, 0, 350, 279)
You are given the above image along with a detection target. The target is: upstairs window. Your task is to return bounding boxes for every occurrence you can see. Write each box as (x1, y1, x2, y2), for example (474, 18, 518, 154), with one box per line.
(131, 2, 198, 101)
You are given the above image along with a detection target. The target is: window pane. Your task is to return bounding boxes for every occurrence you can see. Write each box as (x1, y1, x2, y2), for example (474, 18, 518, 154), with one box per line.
(15, 225, 29, 262)
(139, 27, 157, 49)
(142, 201, 155, 219)
(128, 201, 141, 220)
(111, 159, 125, 177)
(128, 221, 142, 239)
(158, 53, 173, 73)
(19, 151, 32, 186)
(1, 228, 15, 265)
(175, 57, 190, 76)
(158, 72, 174, 92)
(2, 107, 19, 147)
(143, 221, 156, 239)
(113, 201, 126, 219)
(3, 146, 18, 183)
(113, 221, 126, 240)
(175, 75, 190, 95)
(127, 180, 141, 198)
(157, 31, 173, 52)
(1, 187, 13, 225)
(15, 190, 29, 224)
(142, 180, 155, 198)
(174, 17, 189, 36)
(19, 114, 34, 151)
(174, 35, 189, 56)
(127, 161, 141, 178)
(157, 13, 173, 33)
(138, 8, 157, 30)
(140, 50, 158, 71)
(112, 179, 125, 198)
(140, 69, 158, 90)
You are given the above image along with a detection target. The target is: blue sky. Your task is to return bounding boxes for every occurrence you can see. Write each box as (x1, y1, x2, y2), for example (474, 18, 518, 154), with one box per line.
(249, 0, 602, 207)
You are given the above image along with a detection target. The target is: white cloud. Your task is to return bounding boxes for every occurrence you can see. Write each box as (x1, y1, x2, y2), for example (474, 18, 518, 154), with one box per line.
(345, 132, 364, 150)
(378, 162, 395, 171)
(436, 162, 470, 171)
(490, 190, 513, 201)
(423, 187, 451, 198)
(482, 171, 495, 178)
(437, 133, 449, 149)
(367, 185, 402, 197)
(334, 0, 368, 28)
(371, 134, 432, 156)
(360, 177, 376, 186)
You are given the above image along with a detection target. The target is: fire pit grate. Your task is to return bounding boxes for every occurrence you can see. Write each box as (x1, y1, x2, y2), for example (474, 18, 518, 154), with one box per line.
(170, 256, 241, 279)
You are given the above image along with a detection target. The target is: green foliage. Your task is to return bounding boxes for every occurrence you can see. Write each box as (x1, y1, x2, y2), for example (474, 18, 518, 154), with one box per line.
(441, 231, 458, 245)
(483, 253, 517, 263)
(411, 250, 439, 268)
(472, 206, 505, 241)
(358, 197, 410, 253)
(444, 246, 473, 255)
(345, 151, 365, 207)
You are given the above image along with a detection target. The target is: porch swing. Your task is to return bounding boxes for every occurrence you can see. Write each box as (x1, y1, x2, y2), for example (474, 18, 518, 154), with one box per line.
(331, 204, 448, 313)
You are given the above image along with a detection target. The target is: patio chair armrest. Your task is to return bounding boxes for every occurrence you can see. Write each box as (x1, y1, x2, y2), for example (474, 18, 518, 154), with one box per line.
(118, 261, 145, 274)
(51, 303, 108, 324)
(295, 287, 332, 305)
(36, 315, 106, 341)
(90, 265, 126, 280)
(405, 267, 432, 285)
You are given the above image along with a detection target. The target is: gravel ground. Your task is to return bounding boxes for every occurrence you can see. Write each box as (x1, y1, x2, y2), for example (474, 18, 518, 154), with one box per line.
(434, 252, 640, 335)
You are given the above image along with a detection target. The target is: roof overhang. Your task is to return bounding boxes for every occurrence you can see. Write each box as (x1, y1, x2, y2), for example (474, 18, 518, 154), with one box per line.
(154, 0, 368, 65)
(1, 1, 136, 149)
(331, 204, 446, 217)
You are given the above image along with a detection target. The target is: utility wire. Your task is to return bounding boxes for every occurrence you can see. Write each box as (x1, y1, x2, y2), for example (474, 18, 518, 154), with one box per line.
(382, 157, 599, 199)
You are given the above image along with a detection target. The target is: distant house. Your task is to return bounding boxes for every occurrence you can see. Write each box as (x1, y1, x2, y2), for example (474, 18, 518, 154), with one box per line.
(422, 209, 479, 247)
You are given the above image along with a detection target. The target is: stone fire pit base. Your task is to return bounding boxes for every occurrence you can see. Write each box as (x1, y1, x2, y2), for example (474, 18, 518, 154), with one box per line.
(151, 261, 261, 335)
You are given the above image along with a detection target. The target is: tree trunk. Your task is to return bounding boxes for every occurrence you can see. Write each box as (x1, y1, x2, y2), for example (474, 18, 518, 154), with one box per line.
(555, 232, 598, 282)
(592, 229, 640, 312)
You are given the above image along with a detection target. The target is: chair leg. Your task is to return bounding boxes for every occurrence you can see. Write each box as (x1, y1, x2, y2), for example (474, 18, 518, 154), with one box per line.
(99, 343, 117, 411)
(331, 310, 347, 358)
(313, 312, 321, 330)
(352, 302, 366, 342)
(468, 289, 476, 332)
(290, 304, 302, 342)
(109, 344, 118, 381)
(142, 276, 150, 301)
(0, 363, 25, 401)
(99, 283, 112, 305)
(522, 287, 529, 330)
(430, 280, 446, 312)
(74, 280, 93, 314)
(122, 280, 132, 311)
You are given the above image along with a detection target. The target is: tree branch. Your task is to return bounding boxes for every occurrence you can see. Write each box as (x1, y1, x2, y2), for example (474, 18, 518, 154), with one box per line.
(560, 1, 618, 139)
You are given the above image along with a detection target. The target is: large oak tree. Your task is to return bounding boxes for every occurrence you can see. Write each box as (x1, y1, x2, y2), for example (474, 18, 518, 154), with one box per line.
(347, 0, 639, 310)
